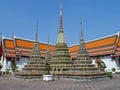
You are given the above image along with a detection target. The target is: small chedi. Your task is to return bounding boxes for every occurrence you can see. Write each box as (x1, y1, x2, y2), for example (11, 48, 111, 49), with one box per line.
(63, 20, 106, 79)
(15, 24, 45, 79)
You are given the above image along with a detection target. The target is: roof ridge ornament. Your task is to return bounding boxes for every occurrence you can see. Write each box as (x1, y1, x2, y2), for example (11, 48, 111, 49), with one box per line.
(12, 33, 14, 39)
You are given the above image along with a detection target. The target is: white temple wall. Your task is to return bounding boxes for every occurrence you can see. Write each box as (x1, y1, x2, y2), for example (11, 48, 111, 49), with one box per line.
(16, 57, 28, 71)
(114, 56, 120, 72)
(6, 60, 11, 71)
(101, 56, 117, 72)
(0, 55, 3, 64)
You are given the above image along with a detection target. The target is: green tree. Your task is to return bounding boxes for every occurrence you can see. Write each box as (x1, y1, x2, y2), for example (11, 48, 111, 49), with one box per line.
(0, 63, 2, 71)
(107, 72, 113, 79)
(44, 63, 52, 75)
(0, 63, 2, 74)
(112, 68, 116, 72)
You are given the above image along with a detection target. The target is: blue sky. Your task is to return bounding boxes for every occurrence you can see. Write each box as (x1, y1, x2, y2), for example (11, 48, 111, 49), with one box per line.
(0, 0, 120, 46)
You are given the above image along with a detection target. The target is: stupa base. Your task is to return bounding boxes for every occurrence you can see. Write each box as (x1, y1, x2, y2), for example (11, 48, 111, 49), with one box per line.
(53, 72, 108, 81)
(14, 72, 43, 79)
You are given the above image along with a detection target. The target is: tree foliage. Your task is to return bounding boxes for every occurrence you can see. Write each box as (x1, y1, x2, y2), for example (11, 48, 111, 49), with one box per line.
(44, 63, 52, 75)
(0, 63, 2, 71)
(11, 63, 17, 72)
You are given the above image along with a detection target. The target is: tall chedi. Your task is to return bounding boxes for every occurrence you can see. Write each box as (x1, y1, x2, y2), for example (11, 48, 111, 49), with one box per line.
(51, 0, 73, 75)
(15, 22, 45, 79)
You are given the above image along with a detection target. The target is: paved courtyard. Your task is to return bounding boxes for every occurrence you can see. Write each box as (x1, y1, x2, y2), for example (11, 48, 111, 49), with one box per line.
(0, 74, 120, 90)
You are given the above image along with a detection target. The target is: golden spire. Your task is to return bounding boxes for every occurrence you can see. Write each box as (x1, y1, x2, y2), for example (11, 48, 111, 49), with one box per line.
(57, 0, 66, 43)
(36, 21, 38, 42)
(80, 17, 83, 40)
(59, 0, 63, 33)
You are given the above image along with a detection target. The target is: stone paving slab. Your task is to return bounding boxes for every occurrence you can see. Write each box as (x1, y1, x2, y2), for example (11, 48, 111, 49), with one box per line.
(0, 74, 120, 90)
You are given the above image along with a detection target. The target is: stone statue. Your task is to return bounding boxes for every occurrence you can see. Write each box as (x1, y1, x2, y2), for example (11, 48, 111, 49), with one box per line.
(95, 57, 102, 71)
(95, 57, 106, 71)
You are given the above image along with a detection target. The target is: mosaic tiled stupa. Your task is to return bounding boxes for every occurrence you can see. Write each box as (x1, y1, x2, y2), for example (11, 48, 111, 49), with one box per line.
(63, 20, 107, 79)
(50, 1, 73, 75)
(15, 23, 45, 79)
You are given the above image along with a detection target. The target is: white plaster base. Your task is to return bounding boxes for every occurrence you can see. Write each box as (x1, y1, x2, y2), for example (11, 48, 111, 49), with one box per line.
(43, 75, 53, 81)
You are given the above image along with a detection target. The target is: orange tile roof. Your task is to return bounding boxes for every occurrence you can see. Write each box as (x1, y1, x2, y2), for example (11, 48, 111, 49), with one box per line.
(4, 49, 16, 57)
(4, 39, 15, 49)
(16, 39, 55, 51)
(1, 34, 119, 58)
(69, 45, 79, 53)
(6, 53, 16, 57)
(86, 36, 116, 49)
(5, 49, 15, 53)
(88, 45, 114, 53)
(89, 51, 113, 56)
(69, 36, 116, 53)
(14, 38, 55, 57)
(39, 44, 55, 51)
(70, 45, 114, 57)
(16, 39, 34, 48)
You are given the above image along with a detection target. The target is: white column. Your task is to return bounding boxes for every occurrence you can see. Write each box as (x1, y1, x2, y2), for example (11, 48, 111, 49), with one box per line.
(0, 55, 3, 64)
(2, 56, 7, 72)
(115, 56, 120, 70)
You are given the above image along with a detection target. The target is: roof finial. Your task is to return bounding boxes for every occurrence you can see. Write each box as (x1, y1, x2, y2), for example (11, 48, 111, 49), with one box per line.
(59, 0, 63, 33)
(36, 21, 38, 42)
(12, 33, 14, 39)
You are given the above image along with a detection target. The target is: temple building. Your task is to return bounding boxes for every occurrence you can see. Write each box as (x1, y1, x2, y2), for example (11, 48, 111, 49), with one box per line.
(0, 1, 120, 74)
